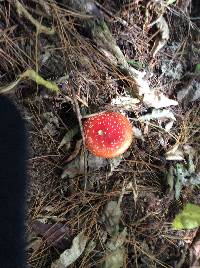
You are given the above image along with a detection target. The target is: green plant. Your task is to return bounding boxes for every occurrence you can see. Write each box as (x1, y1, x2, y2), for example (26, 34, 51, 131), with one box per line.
(172, 203, 200, 230)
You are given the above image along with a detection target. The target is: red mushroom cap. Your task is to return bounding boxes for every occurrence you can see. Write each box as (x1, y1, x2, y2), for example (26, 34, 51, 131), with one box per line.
(83, 111, 133, 158)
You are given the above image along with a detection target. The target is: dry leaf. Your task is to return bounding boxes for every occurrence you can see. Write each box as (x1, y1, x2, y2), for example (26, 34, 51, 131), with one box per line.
(177, 79, 200, 105)
(151, 16, 170, 57)
(51, 232, 88, 268)
(61, 152, 107, 179)
(139, 109, 176, 131)
(138, 109, 176, 121)
(165, 144, 184, 161)
(101, 228, 127, 268)
(0, 69, 60, 94)
(165, 120, 174, 132)
(101, 201, 122, 235)
(108, 156, 123, 176)
(132, 126, 144, 141)
(58, 126, 79, 150)
(101, 246, 125, 268)
(61, 155, 85, 179)
(111, 95, 140, 109)
(190, 230, 200, 267)
(64, 140, 82, 163)
(16, 0, 55, 35)
(32, 220, 73, 250)
(143, 92, 178, 109)
(43, 112, 59, 137)
(161, 61, 183, 80)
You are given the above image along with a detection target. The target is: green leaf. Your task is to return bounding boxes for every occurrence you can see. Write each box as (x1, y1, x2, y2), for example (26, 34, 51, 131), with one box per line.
(127, 59, 143, 69)
(16, 0, 55, 35)
(20, 69, 59, 93)
(0, 69, 60, 95)
(166, 0, 176, 5)
(195, 64, 200, 73)
(172, 203, 200, 230)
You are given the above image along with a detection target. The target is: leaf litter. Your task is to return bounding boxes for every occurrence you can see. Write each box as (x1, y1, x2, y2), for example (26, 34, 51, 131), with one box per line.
(0, 0, 200, 267)
(31, 220, 73, 250)
(99, 185, 130, 268)
(166, 145, 200, 199)
(51, 232, 88, 268)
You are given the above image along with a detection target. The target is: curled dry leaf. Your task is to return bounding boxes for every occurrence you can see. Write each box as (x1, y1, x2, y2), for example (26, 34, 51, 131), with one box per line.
(165, 144, 184, 161)
(177, 79, 200, 106)
(138, 109, 176, 122)
(61, 154, 85, 179)
(166, 145, 199, 199)
(51, 232, 88, 268)
(183, 145, 196, 173)
(0, 78, 20, 94)
(108, 155, 123, 176)
(61, 151, 107, 179)
(151, 16, 170, 57)
(145, 0, 169, 57)
(132, 126, 144, 141)
(64, 140, 82, 163)
(58, 126, 79, 150)
(111, 95, 140, 110)
(139, 109, 176, 132)
(143, 92, 178, 109)
(166, 144, 197, 163)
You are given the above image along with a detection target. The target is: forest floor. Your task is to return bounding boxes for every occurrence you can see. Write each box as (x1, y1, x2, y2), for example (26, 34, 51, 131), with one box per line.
(0, 0, 200, 267)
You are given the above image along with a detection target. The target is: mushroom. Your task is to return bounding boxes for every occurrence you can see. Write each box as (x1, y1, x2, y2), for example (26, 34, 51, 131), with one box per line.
(83, 111, 133, 158)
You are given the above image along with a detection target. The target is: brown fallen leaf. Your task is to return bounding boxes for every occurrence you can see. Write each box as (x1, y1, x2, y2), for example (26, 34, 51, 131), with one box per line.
(151, 16, 170, 57)
(32, 220, 73, 250)
(64, 139, 82, 163)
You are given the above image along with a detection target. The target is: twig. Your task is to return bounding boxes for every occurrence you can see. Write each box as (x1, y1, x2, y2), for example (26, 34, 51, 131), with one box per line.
(69, 76, 88, 190)
(15, 0, 55, 35)
(94, 1, 128, 26)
